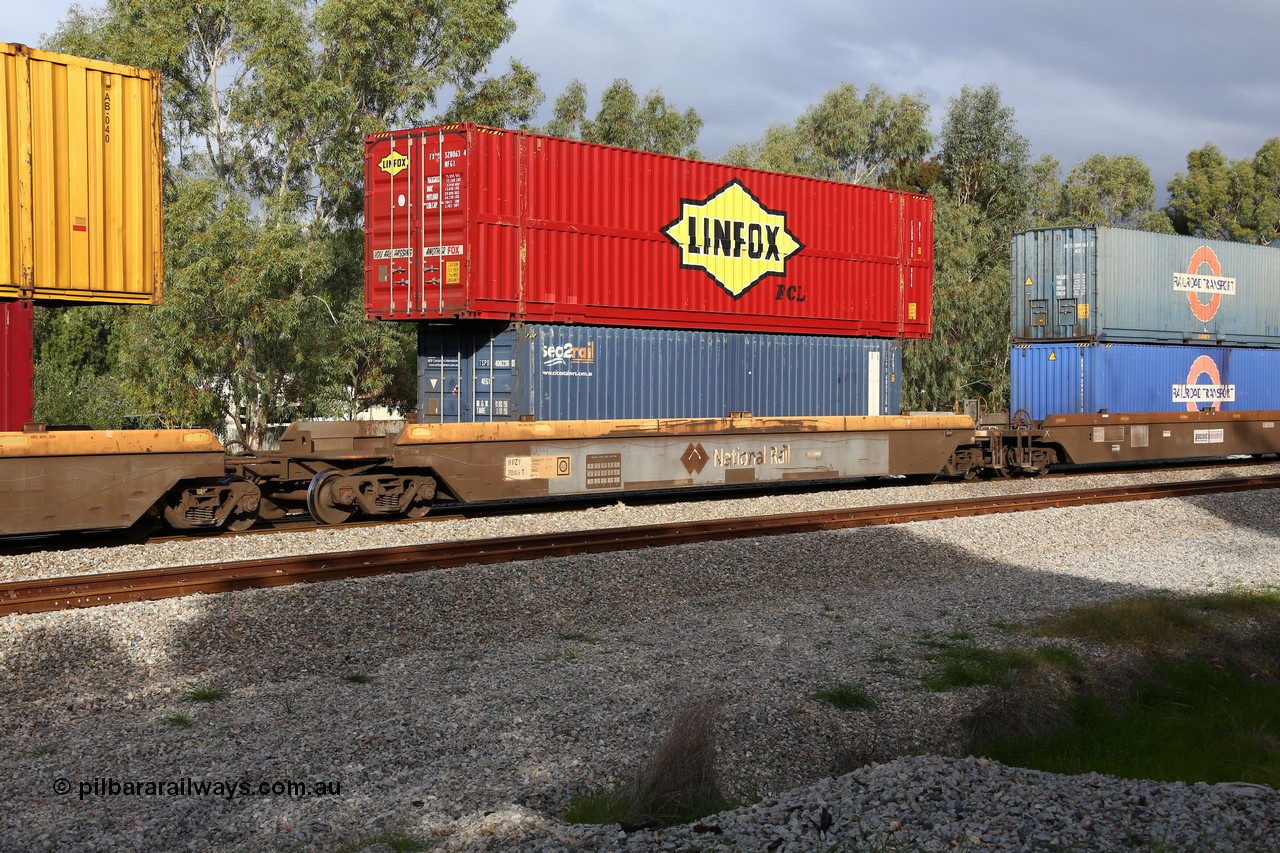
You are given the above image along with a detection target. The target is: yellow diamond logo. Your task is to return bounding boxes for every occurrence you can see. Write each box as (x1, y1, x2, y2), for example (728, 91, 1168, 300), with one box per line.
(378, 150, 410, 176)
(663, 179, 803, 299)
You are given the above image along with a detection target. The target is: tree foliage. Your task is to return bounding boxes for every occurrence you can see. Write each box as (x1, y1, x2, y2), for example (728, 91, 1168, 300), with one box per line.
(1026, 154, 1173, 233)
(723, 83, 932, 190)
(39, 0, 537, 444)
(1058, 154, 1169, 231)
(32, 305, 144, 427)
(904, 84, 1031, 412)
(545, 78, 702, 157)
(1166, 139, 1280, 245)
(1023, 155, 1064, 230)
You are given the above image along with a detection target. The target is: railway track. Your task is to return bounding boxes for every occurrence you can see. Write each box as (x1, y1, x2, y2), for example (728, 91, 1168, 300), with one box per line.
(4, 473, 1277, 618)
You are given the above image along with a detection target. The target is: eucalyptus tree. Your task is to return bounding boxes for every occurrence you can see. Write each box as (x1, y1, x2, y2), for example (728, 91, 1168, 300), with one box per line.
(1167, 139, 1280, 245)
(42, 0, 538, 444)
(1022, 155, 1064, 230)
(903, 83, 1031, 413)
(546, 78, 702, 157)
(1055, 154, 1172, 232)
(722, 83, 932, 190)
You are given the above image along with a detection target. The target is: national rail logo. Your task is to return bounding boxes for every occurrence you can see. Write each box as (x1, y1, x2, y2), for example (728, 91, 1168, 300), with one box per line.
(662, 179, 803, 299)
(1173, 246, 1236, 323)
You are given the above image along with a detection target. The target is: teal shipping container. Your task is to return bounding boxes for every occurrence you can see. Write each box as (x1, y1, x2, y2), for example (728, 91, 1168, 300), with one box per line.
(1011, 227, 1280, 346)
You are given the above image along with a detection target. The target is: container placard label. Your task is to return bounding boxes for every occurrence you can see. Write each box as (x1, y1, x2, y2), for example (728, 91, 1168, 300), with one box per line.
(662, 179, 803, 299)
(1193, 429, 1225, 444)
(504, 455, 572, 480)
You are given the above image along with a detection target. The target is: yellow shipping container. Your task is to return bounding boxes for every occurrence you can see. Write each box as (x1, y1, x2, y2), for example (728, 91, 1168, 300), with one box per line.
(0, 43, 162, 304)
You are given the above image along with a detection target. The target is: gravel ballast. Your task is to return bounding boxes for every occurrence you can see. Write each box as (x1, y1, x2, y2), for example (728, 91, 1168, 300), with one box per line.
(1, 465, 1278, 851)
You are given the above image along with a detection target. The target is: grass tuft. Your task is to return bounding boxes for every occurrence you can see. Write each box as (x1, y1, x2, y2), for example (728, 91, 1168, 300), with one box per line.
(165, 713, 192, 727)
(981, 657, 1280, 786)
(182, 687, 227, 703)
(959, 590, 1280, 788)
(922, 640, 1073, 691)
(1029, 596, 1207, 650)
(565, 694, 731, 829)
(811, 684, 876, 711)
(343, 672, 373, 684)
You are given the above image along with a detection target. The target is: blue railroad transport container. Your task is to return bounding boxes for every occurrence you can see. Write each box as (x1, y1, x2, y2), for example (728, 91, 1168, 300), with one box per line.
(417, 322, 901, 422)
(1011, 227, 1280, 346)
(1010, 342, 1280, 422)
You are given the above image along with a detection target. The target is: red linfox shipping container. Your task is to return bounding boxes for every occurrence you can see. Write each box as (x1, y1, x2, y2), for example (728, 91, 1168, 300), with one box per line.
(365, 124, 933, 337)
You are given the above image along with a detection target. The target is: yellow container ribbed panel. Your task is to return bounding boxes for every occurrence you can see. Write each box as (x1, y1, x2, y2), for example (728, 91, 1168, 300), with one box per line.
(0, 43, 162, 304)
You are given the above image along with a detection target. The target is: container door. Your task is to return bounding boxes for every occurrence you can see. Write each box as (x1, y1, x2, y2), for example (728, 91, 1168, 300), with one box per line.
(366, 127, 469, 319)
(417, 128, 469, 316)
(1010, 344, 1085, 420)
(367, 132, 422, 317)
(471, 328, 519, 421)
(1053, 229, 1096, 339)
(1011, 228, 1097, 341)
(1057, 300, 1078, 337)
(417, 325, 465, 421)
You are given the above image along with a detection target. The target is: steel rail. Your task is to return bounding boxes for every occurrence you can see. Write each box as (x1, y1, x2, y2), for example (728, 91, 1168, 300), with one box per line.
(4, 474, 1278, 617)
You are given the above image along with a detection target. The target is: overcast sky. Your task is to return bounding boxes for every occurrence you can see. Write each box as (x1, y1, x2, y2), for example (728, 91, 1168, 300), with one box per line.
(8, 0, 1278, 196)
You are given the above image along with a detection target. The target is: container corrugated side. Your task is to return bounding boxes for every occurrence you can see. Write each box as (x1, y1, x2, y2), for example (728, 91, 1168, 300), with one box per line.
(366, 124, 932, 337)
(417, 322, 900, 421)
(1011, 226, 1280, 346)
(1, 300, 34, 429)
(1, 44, 163, 304)
(1010, 342, 1280, 421)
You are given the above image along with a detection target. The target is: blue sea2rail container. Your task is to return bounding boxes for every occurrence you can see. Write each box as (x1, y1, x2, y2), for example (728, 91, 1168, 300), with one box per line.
(417, 323, 901, 421)
(1011, 227, 1280, 346)
(1010, 342, 1280, 421)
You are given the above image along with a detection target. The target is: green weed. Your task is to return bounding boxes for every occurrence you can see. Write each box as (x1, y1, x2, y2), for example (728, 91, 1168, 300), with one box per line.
(811, 684, 876, 711)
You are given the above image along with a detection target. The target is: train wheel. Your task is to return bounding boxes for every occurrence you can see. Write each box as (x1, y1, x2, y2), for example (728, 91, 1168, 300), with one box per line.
(404, 503, 431, 519)
(306, 469, 354, 525)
